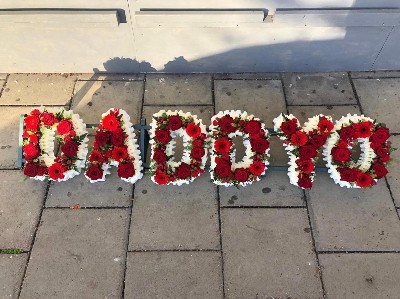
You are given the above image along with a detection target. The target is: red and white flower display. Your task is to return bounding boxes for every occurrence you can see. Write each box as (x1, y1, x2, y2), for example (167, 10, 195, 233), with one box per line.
(209, 110, 270, 187)
(85, 108, 143, 183)
(273, 114, 334, 189)
(323, 114, 393, 188)
(22, 108, 88, 182)
(149, 110, 208, 185)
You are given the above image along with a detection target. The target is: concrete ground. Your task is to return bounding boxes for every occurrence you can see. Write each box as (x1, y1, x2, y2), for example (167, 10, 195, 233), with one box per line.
(0, 71, 400, 299)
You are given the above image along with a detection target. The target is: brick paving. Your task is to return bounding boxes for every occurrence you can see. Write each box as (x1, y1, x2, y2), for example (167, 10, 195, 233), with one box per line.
(0, 72, 399, 298)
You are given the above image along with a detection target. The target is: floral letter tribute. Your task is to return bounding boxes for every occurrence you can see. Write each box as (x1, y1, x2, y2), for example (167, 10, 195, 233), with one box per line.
(149, 110, 208, 185)
(85, 109, 143, 183)
(273, 114, 334, 189)
(209, 110, 270, 187)
(323, 114, 393, 188)
(22, 108, 88, 181)
(22, 107, 394, 189)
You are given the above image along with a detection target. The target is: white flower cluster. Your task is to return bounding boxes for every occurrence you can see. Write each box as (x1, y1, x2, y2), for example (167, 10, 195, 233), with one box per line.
(209, 110, 270, 187)
(323, 114, 377, 188)
(149, 110, 208, 186)
(86, 108, 143, 184)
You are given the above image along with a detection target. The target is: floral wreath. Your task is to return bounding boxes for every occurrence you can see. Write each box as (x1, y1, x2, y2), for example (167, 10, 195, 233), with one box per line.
(209, 110, 270, 187)
(323, 114, 393, 188)
(22, 108, 88, 182)
(273, 114, 334, 189)
(85, 108, 143, 184)
(149, 110, 208, 186)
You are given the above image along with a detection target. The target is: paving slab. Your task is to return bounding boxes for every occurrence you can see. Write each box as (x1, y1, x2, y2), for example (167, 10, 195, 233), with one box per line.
(0, 74, 76, 105)
(0, 106, 65, 169)
(144, 74, 212, 105)
(214, 79, 286, 126)
(354, 78, 400, 133)
(71, 80, 143, 124)
(283, 72, 356, 105)
(214, 73, 281, 80)
(124, 251, 223, 299)
(220, 171, 305, 207)
(222, 208, 323, 299)
(46, 171, 133, 208)
(77, 73, 144, 81)
(0, 73, 7, 80)
(386, 135, 400, 207)
(129, 175, 220, 251)
(0, 254, 28, 299)
(19, 209, 129, 299)
(0, 171, 46, 250)
(308, 173, 400, 251)
(320, 253, 400, 299)
(350, 71, 400, 79)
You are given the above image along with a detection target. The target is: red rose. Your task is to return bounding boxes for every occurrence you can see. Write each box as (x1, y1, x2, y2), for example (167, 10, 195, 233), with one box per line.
(310, 135, 326, 148)
(290, 131, 308, 146)
(215, 161, 232, 178)
(118, 162, 135, 178)
(296, 159, 314, 173)
(155, 129, 172, 144)
(111, 132, 126, 146)
(299, 145, 318, 159)
(29, 134, 39, 144)
(24, 163, 38, 177)
(376, 146, 389, 158)
(57, 120, 73, 135)
(61, 141, 79, 157)
(86, 165, 103, 180)
(340, 127, 355, 140)
(95, 131, 110, 147)
(234, 168, 249, 182)
(331, 147, 351, 162)
(153, 149, 167, 164)
(250, 138, 269, 153)
(111, 146, 129, 161)
(244, 120, 261, 135)
(177, 163, 191, 179)
(214, 138, 232, 154)
(37, 166, 47, 176)
(318, 117, 334, 134)
(167, 115, 183, 131)
(48, 163, 66, 180)
(89, 150, 105, 164)
(339, 168, 358, 182)
(25, 115, 40, 131)
(219, 116, 236, 133)
(191, 147, 205, 160)
(102, 115, 120, 132)
(41, 112, 57, 126)
(31, 109, 41, 116)
(154, 170, 169, 185)
(370, 127, 390, 144)
(379, 155, 391, 163)
(356, 172, 374, 187)
(186, 123, 201, 138)
(371, 163, 388, 179)
(193, 139, 203, 147)
(298, 175, 312, 189)
(353, 121, 373, 138)
(280, 119, 298, 135)
(24, 144, 40, 159)
(249, 161, 265, 176)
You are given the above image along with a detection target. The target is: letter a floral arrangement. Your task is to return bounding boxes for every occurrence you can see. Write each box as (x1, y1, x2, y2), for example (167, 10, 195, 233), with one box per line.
(21, 107, 395, 189)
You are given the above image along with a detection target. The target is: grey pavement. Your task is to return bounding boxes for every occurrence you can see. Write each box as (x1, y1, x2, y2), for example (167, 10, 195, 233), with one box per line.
(0, 72, 399, 298)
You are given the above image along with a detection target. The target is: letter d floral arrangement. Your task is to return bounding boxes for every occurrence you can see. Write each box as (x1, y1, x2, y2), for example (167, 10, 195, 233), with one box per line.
(21, 107, 395, 189)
